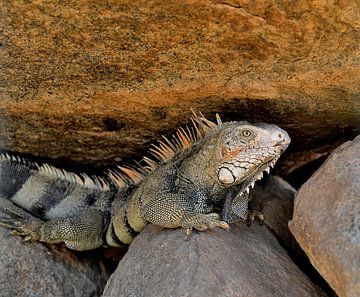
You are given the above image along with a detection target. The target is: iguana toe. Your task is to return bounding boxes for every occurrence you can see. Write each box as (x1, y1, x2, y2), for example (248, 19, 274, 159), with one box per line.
(246, 210, 264, 227)
(182, 212, 230, 238)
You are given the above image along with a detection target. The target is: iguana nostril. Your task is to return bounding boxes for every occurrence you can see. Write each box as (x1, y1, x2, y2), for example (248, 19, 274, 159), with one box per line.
(272, 133, 282, 144)
(272, 130, 291, 150)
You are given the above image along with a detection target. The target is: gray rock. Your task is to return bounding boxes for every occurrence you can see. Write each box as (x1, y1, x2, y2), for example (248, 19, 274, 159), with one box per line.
(289, 136, 360, 297)
(249, 175, 296, 248)
(102, 223, 326, 297)
(0, 199, 110, 297)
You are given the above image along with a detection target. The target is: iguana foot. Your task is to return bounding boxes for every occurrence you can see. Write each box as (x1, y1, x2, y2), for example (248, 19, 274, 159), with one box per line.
(246, 210, 264, 227)
(182, 213, 229, 239)
(0, 207, 42, 241)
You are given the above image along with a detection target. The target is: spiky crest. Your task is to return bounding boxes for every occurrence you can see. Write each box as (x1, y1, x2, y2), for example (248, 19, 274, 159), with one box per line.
(108, 111, 221, 188)
(0, 153, 110, 191)
(0, 112, 221, 192)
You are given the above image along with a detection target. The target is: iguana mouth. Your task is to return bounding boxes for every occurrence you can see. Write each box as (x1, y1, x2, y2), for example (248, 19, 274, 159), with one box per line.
(240, 156, 280, 193)
(219, 155, 280, 188)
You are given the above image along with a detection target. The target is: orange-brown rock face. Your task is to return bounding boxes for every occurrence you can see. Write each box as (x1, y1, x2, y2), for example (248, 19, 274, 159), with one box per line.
(289, 136, 360, 297)
(0, 0, 359, 167)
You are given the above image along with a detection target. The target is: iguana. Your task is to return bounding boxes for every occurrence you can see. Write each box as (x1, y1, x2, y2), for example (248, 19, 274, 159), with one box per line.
(0, 112, 290, 251)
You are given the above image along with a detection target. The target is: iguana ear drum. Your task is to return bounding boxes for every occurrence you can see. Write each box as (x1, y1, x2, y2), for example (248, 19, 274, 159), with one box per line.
(218, 166, 246, 185)
(218, 167, 235, 184)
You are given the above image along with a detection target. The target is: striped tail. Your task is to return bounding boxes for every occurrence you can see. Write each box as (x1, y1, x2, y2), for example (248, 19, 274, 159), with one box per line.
(0, 154, 115, 220)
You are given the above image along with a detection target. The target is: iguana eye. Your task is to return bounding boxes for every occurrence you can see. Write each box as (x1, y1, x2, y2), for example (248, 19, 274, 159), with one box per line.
(241, 129, 253, 138)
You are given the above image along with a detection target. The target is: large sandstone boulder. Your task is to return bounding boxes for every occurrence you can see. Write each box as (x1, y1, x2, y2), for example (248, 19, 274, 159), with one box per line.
(1, 0, 359, 167)
(0, 199, 110, 297)
(102, 223, 326, 297)
(289, 136, 360, 297)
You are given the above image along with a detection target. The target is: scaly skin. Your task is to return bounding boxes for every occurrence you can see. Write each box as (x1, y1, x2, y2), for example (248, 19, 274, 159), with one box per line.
(108, 119, 290, 242)
(0, 113, 290, 250)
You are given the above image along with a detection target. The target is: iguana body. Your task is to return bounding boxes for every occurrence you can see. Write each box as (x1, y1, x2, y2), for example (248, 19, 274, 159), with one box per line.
(0, 113, 290, 250)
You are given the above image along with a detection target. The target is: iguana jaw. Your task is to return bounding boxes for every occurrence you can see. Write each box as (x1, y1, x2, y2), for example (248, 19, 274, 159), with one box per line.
(219, 155, 280, 189)
(240, 156, 280, 193)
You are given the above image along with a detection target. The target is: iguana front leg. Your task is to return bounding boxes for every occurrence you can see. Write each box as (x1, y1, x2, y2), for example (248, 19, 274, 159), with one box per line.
(140, 194, 229, 237)
(0, 206, 108, 251)
(222, 190, 264, 225)
(222, 190, 250, 223)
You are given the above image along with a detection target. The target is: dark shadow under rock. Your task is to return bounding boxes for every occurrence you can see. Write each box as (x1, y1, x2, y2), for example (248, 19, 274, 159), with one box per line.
(102, 223, 327, 297)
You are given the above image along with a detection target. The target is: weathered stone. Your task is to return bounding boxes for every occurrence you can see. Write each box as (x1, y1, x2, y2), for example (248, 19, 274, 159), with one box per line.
(289, 136, 360, 297)
(249, 175, 296, 248)
(0, 0, 359, 167)
(276, 140, 348, 177)
(102, 223, 326, 297)
(0, 199, 110, 297)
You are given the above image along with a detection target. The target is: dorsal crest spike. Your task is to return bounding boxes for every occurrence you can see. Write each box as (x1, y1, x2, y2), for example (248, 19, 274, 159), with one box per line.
(190, 110, 218, 135)
(107, 169, 127, 188)
(0, 153, 112, 191)
(216, 113, 223, 126)
(117, 165, 145, 184)
(191, 117, 204, 139)
(176, 127, 192, 149)
(142, 157, 158, 171)
(117, 166, 144, 184)
(199, 111, 217, 128)
(161, 135, 177, 151)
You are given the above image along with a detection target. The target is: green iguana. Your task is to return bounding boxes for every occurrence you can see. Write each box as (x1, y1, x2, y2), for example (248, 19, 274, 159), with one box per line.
(0, 112, 290, 251)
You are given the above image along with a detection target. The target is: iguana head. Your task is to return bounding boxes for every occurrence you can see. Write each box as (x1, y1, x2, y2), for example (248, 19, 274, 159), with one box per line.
(216, 122, 290, 187)
(112, 112, 290, 194)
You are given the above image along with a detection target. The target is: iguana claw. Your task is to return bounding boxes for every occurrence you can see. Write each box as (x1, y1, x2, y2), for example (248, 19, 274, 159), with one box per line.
(246, 210, 264, 227)
(182, 212, 230, 239)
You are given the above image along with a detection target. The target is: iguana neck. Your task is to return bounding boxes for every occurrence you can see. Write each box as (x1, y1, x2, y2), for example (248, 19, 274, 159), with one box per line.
(178, 133, 221, 188)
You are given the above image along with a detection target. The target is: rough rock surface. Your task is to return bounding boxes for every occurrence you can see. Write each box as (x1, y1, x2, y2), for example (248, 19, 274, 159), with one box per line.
(0, 199, 110, 297)
(1, 0, 359, 167)
(102, 223, 326, 297)
(249, 175, 296, 248)
(289, 136, 360, 297)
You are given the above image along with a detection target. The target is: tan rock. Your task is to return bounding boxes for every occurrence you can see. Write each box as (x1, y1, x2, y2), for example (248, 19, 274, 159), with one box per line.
(289, 136, 360, 297)
(0, 0, 359, 166)
(102, 223, 326, 297)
